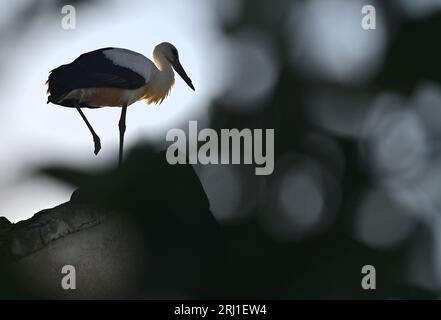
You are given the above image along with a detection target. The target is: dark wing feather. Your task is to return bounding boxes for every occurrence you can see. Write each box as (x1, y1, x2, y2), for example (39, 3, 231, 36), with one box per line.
(47, 48, 148, 106)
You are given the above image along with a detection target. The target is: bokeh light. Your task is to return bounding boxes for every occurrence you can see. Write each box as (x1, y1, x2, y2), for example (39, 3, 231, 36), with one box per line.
(354, 189, 417, 248)
(286, 0, 387, 85)
(221, 29, 278, 111)
(260, 154, 339, 241)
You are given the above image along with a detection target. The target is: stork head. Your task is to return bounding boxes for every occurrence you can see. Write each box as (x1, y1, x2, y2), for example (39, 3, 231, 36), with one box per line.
(154, 42, 195, 91)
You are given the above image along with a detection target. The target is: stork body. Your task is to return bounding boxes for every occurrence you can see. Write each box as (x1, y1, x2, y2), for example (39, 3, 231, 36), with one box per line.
(46, 42, 194, 165)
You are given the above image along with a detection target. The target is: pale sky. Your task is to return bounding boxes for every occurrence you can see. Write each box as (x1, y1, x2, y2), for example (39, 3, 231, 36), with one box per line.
(0, 0, 229, 222)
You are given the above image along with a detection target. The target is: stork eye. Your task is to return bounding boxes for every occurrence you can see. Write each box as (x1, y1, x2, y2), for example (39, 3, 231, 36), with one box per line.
(171, 47, 178, 58)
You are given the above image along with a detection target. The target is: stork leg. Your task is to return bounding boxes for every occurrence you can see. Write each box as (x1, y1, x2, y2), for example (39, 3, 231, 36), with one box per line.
(118, 104, 128, 166)
(76, 107, 101, 155)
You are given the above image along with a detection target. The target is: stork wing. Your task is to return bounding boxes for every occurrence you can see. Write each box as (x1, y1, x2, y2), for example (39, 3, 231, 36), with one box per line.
(47, 47, 156, 104)
(71, 47, 155, 89)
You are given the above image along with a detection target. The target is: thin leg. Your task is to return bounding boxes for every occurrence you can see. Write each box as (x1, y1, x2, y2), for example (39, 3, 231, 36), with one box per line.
(76, 107, 101, 155)
(118, 104, 128, 166)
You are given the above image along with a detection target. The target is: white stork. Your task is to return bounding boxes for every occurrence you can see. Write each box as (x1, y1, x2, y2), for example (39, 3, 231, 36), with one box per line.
(46, 42, 195, 165)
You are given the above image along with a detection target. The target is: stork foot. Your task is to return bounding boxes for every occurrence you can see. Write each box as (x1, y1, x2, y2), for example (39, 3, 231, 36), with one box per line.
(93, 135, 101, 155)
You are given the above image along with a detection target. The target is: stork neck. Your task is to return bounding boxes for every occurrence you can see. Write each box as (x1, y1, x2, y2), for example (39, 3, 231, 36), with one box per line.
(153, 54, 172, 72)
(155, 62, 174, 84)
(152, 53, 174, 89)
(142, 57, 175, 104)
(151, 57, 175, 93)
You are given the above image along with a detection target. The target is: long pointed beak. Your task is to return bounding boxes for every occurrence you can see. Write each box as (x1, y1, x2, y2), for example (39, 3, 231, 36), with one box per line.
(172, 60, 195, 91)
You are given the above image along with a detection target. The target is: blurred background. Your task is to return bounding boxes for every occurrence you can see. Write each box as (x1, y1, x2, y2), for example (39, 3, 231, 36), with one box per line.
(1, 0, 441, 298)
